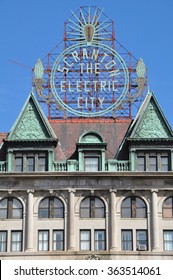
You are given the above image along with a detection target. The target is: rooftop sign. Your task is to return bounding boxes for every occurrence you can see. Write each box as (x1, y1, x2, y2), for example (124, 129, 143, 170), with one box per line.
(33, 7, 146, 118)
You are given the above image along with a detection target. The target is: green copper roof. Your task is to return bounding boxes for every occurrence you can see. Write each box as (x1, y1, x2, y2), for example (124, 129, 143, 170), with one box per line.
(7, 91, 58, 141)
(129, 92, 173, 139)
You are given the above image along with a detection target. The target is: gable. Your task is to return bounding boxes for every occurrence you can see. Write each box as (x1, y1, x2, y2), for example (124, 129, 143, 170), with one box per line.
(130, 93, 173, 139)
(8, 92, 57, 141)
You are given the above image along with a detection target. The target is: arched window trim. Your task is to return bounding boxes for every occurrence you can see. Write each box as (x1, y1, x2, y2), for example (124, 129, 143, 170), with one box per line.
(0, 197, 23, 219)
(121, 196, 147, 218)
(38, 196, 64, 218)
(162, 197, 173, 218)
(80, 196, 105, 218)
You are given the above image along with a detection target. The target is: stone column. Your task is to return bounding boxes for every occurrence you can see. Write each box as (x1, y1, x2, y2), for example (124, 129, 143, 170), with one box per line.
(110, 190, 118, 250)
(7, 150, 13, 172)
(26, 190, 34, 251)
(68, 189, 75, 250)
(130, 149, 136, 171)
(151, 189, 159, 251)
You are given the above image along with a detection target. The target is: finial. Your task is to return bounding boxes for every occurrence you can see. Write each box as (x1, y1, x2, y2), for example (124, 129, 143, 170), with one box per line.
(136, 58, 146, 78)
(34, 58, 44, 79)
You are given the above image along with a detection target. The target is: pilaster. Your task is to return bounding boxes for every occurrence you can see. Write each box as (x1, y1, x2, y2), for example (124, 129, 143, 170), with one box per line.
(26, 190, 34, 252)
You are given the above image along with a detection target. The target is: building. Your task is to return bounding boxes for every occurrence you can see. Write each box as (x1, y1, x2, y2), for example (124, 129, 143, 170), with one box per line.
(0, 6, 173, 260)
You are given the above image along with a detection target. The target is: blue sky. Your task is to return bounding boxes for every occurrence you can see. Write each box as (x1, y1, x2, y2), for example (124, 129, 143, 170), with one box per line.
(0, 0, 173, 132)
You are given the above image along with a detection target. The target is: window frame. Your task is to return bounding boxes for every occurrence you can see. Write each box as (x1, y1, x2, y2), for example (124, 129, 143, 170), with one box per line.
(38, 197, 64, 219)
(163, 230, 173, 251)
(0, 231, 7, 252)
(94, 230, 106, 251)
(11, 231, 22, 252)
(163, 197, 173, 218)
(121, 196, 147, 218)
(53, 230, 64, 251)
(0, 197, 23, 219)
(84, 153, 101, 171)
(80, 230, 91, 251)
(136, 151, 170, 172)
(136, 230, 148, 250)
(80, 197, 105, 218)
(38, 230, 49, 251)
(121, 230, 133, 251)
(14, 151, 48, 172)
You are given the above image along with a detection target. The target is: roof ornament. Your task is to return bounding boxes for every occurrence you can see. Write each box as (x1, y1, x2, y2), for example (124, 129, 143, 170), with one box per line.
(127, 58, 147, 102)
(34, 58, 44, 79)
(136, 58, 146, 78)
(33, 58, 47, 99)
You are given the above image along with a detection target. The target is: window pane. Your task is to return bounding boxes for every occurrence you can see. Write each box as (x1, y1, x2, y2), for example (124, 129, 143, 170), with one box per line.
(121, 198, 131, 218)
(122, 230, 132, 251)
(136, 198, 146, 218)
(94, 230, 105, 250)
(27, 157, 35, 172)
(137, 156, 145, 171)
(164, 231, 173, 251)
(80, 230, 91, 250)
(163, 198, 173, 218)
(136, 230, 147, 249)
(85, 157, 99, 171)
(53, 230, 64, 251)
(161, 156, 168, 171)
(0, 231, 7, 252)
(149, 156, 157, 171)
(11, 231, 22, 252)
(38, 198, 49, 218)
(80, 198, 90, 218)
(0, 198, 7, 219)
(12, 198, 23, 219)
(52, 198, 64, 218)
(80, 197, 105, 218)
(80, 208, 90, 218)
(38, 198, 64, 218)
(15, 157, 23, 172)
(38, 231, 49, 251)
(38, 157, 46, 171)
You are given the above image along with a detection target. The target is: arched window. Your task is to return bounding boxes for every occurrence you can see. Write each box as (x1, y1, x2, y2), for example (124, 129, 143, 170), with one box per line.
(121, 196, 147, 218)
(0, 197, 23, 219)
(80, 197, 105, 218)
(38, 197, 64, 218)
(163, 197, 173, 218)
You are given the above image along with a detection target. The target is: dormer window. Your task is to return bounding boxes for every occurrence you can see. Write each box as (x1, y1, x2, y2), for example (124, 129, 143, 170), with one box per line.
(77, 131, 107, 172)
(136, 151, 170, 171)
(84, 153, 100, 171)
(14, 152, 48, 172)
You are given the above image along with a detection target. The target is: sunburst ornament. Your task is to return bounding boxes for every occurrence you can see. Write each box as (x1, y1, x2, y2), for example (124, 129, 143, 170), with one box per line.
(68, 7, 112, 45)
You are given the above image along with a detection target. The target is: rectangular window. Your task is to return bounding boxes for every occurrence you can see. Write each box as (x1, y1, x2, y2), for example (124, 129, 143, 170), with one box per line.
(38, 157, 46, 172)
(53, 230, 64, 251)
(11, 231, 22, 252)
(14, 152, 47, 172)
(0, 231, 7, 252)
(27, 157, 35, 172)
(38, 230, 49, 251)
(94, 230, 105, 250)
(15, 157, 23, 172)
(163, 231, 173, 251)
(136, 151, 170, 171)
(80, 230, 91, 250)
(85, 157, 99, 171)
(149, 156, 157, 171)
(121, 230, 133, 251)
(137, 156, 145, 171)
(136, 230, 147, 250)
(160, 156, 169, 171)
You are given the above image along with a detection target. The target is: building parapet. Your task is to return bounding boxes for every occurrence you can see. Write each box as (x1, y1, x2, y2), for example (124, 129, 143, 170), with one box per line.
(106, 160, 129, 171)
